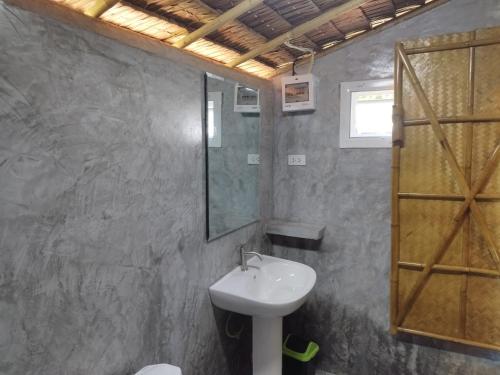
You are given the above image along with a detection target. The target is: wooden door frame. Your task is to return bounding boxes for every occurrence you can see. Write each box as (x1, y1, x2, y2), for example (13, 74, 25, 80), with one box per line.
(390, 32, 500, 351)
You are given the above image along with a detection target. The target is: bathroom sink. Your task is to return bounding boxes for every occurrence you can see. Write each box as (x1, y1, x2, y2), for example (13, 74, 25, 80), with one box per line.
(209, 255, 316, 317)
(210, 255, 316, 375)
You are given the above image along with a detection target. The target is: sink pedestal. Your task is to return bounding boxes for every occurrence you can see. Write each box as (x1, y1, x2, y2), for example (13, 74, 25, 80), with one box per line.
(252, 316, 283, 375)
(209, 255, 316, 374)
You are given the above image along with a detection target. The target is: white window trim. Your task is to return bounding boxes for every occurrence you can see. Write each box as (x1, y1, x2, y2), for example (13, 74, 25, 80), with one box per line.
(339, 79, 394, 149)
(207, 91, 222, 148)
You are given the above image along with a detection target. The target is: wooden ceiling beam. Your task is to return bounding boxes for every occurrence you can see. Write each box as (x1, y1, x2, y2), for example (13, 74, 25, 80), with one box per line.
(227, 0, 366, 67)
(173, 0, 264, 48)
(84, 0, 120, 18)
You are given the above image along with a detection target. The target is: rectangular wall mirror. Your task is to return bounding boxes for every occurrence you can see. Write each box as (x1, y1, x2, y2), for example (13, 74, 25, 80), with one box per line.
(204, 73, 261, 241)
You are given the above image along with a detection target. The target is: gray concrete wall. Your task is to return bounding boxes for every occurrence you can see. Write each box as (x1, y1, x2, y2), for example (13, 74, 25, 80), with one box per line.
(271, 0, 500, 374)
(0, 2, 272, 374)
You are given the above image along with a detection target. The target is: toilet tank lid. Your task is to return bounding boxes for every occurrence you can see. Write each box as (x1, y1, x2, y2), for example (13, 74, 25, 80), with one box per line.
(135, 364, 182, 375)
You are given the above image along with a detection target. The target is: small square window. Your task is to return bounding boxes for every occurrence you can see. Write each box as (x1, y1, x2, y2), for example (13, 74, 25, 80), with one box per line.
(340, 79, 394, 148)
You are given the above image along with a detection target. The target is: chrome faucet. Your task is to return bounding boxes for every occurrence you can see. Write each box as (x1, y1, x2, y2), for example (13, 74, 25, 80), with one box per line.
(239, 244, 263, 271)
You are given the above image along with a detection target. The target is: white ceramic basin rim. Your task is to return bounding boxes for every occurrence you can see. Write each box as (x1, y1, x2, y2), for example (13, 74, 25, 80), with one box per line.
(209, 255, 316, 317)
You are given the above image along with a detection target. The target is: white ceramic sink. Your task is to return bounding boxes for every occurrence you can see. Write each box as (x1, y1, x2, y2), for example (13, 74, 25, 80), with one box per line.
(209, 255, 316, 317)
(209, 255, 316, 375)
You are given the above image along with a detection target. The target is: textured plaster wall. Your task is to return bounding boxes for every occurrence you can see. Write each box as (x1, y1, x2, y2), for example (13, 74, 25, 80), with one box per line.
(207, 77, 260, 238)
(0, 2, 272, 374)
(271, 0, 500, 374)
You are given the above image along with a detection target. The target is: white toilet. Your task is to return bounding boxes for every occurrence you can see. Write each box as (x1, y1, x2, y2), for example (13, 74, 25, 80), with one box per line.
(135, 364, 182, 375)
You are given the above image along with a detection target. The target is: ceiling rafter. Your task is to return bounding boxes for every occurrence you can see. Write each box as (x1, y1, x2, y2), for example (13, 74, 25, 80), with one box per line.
(173, 0, 264, 48)
(122, 0, 295, 66)
(103, 1, 278, 72)
(152, 0, 299, 64)
(187, 0, 321, 62)
(227, 0, 366, 67)
(275, 0, 449, 76)
(182, 0, 275, 43)
(11, 0, 449, 78)
(84, 0, 119, 17)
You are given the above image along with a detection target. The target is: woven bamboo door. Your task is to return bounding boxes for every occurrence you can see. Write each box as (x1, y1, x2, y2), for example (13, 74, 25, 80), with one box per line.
(391, 26, 500, 350)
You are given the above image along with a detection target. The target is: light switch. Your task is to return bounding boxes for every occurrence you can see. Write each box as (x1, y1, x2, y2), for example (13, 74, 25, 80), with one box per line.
(288, 155, 306, 166)
(248, 154, 260, 165)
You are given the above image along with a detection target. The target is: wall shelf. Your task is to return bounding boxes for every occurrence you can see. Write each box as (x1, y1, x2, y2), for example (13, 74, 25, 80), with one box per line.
(265, 220, 325, 240)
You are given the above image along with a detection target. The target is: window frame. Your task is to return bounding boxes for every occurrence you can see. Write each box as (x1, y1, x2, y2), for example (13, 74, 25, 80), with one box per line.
(339, 79, 394, 149)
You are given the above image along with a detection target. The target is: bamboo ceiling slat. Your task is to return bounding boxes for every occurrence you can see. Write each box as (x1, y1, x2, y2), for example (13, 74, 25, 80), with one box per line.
(265, 0, 348, 50)
(131, 0, 215, 28)
(359, 0, 394, 21)
(101, 3, 185, 41)
(125, 0, 295, 66)
(306, 23, 344, 46)
(98, 2, 275, 77)
(237, 3, 320, 51)
(46, 0, 446, 78)
(173, 0, 265, 49)
(311, 0, 347, 9)
(238, 4, 291, 38)
(393, 0, 425, 8)
(266, 0, 322, 26)
(200, 0, 238, 10)
(51, 0, 93, 12)
(331, 8, 370, 37)
(236, 3, 320, 60)
(396, 5, 421, 18)
(369, 16, 393, 28)
(227, 0, 367, 67)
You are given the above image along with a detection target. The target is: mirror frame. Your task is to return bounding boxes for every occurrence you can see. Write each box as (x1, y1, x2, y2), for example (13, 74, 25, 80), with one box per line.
(203, 73, 260, 242)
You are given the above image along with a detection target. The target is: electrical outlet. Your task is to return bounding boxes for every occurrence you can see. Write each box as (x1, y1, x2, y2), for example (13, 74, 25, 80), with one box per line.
(248, 154, 260, 165)
(288, 155, 306, 166)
